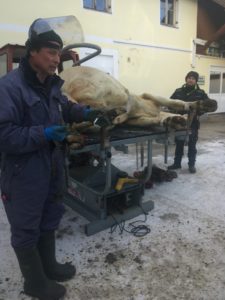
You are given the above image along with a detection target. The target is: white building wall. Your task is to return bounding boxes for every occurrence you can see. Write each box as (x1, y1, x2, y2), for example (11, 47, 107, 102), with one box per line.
(0, 0, 225, 99)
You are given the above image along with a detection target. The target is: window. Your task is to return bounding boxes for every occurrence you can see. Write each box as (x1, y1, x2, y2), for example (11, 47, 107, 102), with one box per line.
(83, 0, 112, 13)
(160, 0, 178, 27)
(222, 73, 225, 93)
(209, 71, 225, 94)
(209, 72, 221, 94)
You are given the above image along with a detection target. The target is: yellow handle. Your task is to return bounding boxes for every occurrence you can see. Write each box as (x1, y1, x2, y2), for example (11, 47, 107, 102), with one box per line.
(115, 178, 138, 191)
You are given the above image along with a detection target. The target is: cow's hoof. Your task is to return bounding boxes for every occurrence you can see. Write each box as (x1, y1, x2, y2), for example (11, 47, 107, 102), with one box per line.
(69, 142, 84, 150)
(113, 116, 121, 124)
(113, 113, 129, 124)
(191, 99, 218, 113)
(164, 116, 186, 129)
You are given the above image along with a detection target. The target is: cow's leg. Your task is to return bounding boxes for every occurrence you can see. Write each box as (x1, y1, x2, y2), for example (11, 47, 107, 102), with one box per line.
(71, 122, 92, 131)
(126, 114, 186, 129)
(126, 116, 161, 126)
(188, 98, 217, 113)
(113, 113, 129, 124)
(141, 93, 217, 114)
(141, 93, 189, 111)
(159, 112, 187, 130)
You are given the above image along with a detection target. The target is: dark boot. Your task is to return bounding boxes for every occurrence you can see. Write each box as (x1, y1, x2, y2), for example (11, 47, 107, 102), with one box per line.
(168, 140, 184, 170)
(168, 163, 181, 170)
(188, 158, 196, 174)
(189, 165, 196, 173)
(168, 156, 182, 170)
(38, 231, 76, 282)
(14, 247, 66, 300)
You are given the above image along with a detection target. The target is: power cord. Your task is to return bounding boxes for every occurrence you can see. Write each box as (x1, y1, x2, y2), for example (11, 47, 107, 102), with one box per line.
(110, 211, 151, 237)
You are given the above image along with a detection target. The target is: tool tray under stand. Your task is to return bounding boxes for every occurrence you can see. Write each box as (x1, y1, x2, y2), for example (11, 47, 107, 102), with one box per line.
(64, 127, 183, 235)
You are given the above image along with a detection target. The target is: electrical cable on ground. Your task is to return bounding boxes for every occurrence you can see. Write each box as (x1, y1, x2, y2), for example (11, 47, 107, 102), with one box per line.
(110, 211, 151, 237)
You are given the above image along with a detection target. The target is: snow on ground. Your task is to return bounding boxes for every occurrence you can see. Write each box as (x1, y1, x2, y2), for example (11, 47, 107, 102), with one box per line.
(1, 121, 225, 300)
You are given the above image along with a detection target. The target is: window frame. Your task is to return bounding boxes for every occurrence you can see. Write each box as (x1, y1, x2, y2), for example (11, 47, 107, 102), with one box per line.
(160, 0, 178, 28)
(83, 0, 112, 14)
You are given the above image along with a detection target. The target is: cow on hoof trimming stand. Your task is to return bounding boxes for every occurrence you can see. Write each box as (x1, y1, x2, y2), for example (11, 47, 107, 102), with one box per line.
(60, 66, 217, 131)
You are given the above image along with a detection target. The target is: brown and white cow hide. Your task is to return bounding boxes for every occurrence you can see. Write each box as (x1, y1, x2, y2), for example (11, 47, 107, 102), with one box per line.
(60, 66, 217, 130)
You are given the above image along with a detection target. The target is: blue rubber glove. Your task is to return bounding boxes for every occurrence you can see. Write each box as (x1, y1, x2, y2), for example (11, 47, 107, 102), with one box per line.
(44, 125, 68, 142)
(83, 108, 97, 121)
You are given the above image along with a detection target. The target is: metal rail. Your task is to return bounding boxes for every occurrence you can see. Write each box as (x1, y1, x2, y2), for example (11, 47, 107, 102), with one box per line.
(62, 43, 102, 66)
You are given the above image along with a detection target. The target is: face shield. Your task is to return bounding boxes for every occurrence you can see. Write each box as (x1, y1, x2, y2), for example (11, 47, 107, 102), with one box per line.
(28, 15, 85, 48)
(26, 15, 101, 67)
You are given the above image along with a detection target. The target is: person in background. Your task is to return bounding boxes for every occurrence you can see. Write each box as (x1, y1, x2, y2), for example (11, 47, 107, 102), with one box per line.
(0, 18, 109, 300)
(168, 71, 209, 174)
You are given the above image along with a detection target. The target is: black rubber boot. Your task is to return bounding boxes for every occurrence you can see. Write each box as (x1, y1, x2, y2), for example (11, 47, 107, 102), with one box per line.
(189, 165, 196, 173)
(14, 247, 66, 300)
(169, 140, 184, 170)
(168, 163, 181, 170)
(168, 153, 182, 171)
(38, 231, 76, 282)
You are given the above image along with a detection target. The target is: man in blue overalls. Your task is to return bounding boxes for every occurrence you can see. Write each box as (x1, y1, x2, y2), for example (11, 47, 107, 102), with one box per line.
(0, 18, 108, 300)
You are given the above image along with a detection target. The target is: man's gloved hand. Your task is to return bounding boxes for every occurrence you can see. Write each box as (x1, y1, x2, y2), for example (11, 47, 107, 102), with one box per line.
(44, 125, 68, 142)
(84, 108, 111, 127)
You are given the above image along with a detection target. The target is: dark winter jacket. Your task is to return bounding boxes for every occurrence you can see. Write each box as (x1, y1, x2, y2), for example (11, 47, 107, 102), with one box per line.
(170, 84, 209, 129)
(0, 58, 86, 228)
